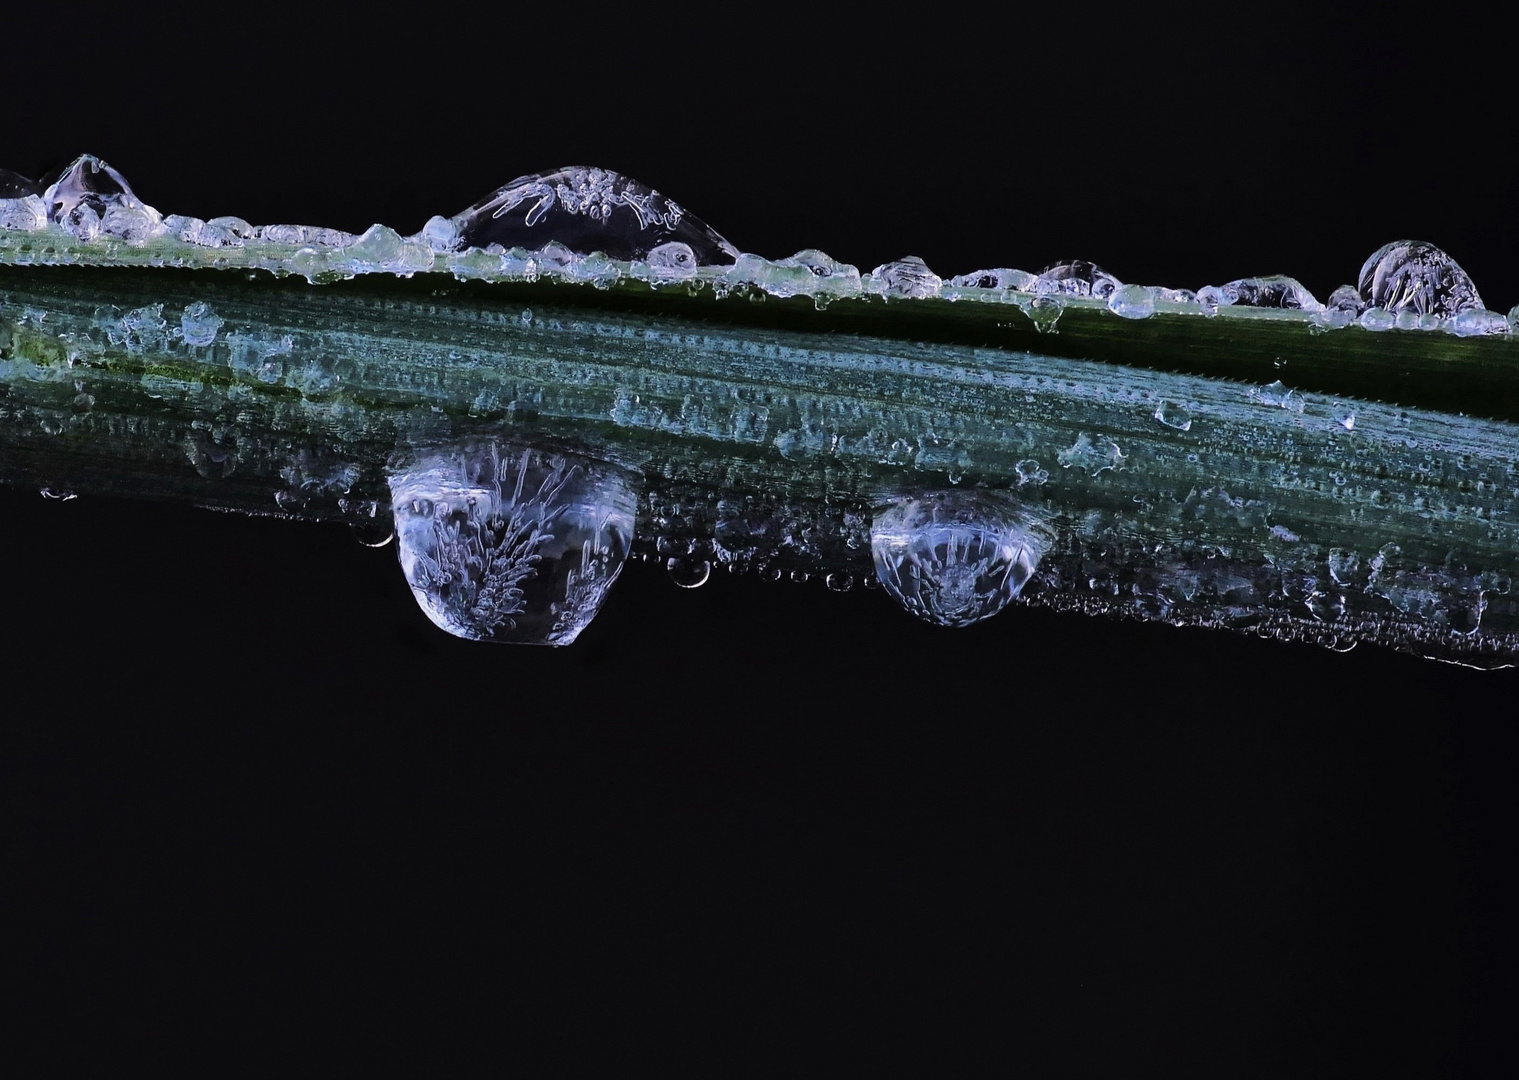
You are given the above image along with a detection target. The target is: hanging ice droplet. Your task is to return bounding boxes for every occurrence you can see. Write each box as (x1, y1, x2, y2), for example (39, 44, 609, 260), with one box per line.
(1357, 240, 1482, 318)
(666, 556, 711, 588)
(390, 443, 637, 645)
(447, 166, 738, 266)
(870, 256, 942, 299)
(1034, 260, 1121, 299)
(871, 491, 1047, 628)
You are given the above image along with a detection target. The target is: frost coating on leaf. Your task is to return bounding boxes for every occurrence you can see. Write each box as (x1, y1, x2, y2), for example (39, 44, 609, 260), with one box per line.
(871, 491, 1047, 628)
(449, 166, 739, 266)
(1358, 240, 1482, 318)
(390, 444, 636, 645)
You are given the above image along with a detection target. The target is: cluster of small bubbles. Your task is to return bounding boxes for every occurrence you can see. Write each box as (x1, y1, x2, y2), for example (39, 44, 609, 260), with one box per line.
(1447, 307, 1510, 337)
(948, 268, 1037, 292)
(666, 555, 711, 588)
(1358, 240, 1482, 318)
(1107, 283, 1156, 319)
(1198, 276, 1321, 312)
(1153, 399, 1193, 431)
(1025, 295, 1064, 333)
(1034, 260, 1121, 299)
(869, 256, 942, 299)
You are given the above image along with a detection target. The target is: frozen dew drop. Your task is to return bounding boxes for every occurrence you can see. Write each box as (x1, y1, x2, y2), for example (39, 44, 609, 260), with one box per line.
(1153, 399, 1193, 431)
(449, 166, 739, 265)
(1107, 283, 1156, 319)
(825, 571, 854, 593)
(1034, 259, 1121, 299)
(1359, 307, 1396, 331)
(1057, 432, 1126, 474)
(390, 443, 637, 645)
(871, 490, 1047, 628)
(948, 268, 1037, 292)
(42, 155, 160, 242)
(180, 301, 223, 346)
(645, 240, 698, 280)
(1198, 276, 1321, 311)
(1252, 379, 1303, 412)
(1026, 295, 1064, 333)
(1357, 240, 1482, 318)
(1331, 402, 1356, 430)
(667, 556, 712, 589)
(870, 256, 943, 299)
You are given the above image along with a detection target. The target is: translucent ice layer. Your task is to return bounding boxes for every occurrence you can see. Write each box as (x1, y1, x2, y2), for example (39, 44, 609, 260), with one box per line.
(390, 444, 636, 645)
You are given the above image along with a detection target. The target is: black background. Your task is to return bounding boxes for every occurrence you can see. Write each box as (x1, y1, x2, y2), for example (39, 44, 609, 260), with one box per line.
(5, 12, 1518, 1072)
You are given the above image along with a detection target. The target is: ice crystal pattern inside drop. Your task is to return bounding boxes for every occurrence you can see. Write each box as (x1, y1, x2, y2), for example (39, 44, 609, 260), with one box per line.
(390, 444, 636, 645)
(447, 167, 739, 265)
(1357, 240, 1483, 318)
(1034, 260, 1121, 299)
(870, 492, 1046, 628)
